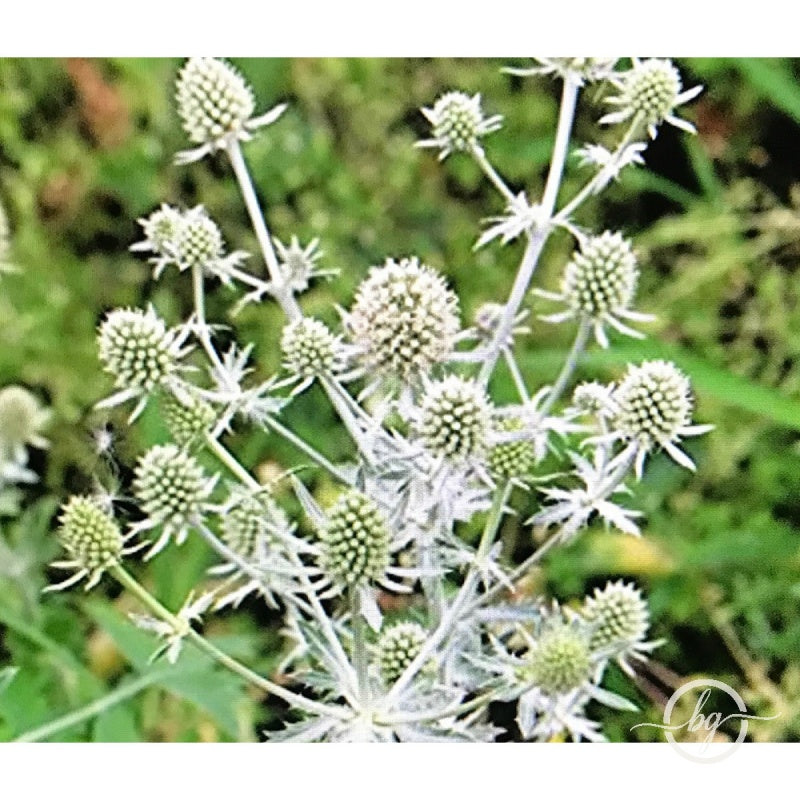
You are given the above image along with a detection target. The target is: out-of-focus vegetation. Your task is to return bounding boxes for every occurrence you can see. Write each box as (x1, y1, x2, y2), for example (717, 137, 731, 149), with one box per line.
(0, 58, 798, 742)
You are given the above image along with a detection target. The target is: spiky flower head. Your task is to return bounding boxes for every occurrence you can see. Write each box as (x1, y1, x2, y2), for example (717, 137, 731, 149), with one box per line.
(489, 417, 535, 481)
(136, 204, 183, 257)
(56, 496, 123, 578)
(162, 392, 215, 447)
(419, 375, 492, 462)
(613, 360, 712, 476)
(97, 307, 183, 394)
(563, 232, 638, 318)
(0, 385, 50, 459)
(176, 58, 255, 147)
(570, 381, 618, 418)
(281, 317, 340, 379)
(583, 580, 650, 654)
(347, 257, 460, 382)
(174, 58, 286, 164)
(614, 360, 692, 450)
(601, 58, 702, 139)
(221, 490, 289, 560)
(133, 445, 212, 542)
(175, 206, 224, 271)
(318, 490, 390, 588)
(377, 621, 428, 684)
(521, 620, 593, 696)
(417, 91, 502, 159)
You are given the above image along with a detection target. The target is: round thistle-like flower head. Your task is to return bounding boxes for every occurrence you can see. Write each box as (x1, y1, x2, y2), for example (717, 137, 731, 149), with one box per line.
(98, 308, 180, 393)
(176, 58, 255, 146)
(613, 360, 693, 449)
(281, 317, 339, 378)
(274, 236, 324, 294)
(418, 375, 492, 462)
(175, 207, 224, 271)
(318, 490, 390, 588)
(522, 621, 593, 696)
(489, 417, 535, 481)
(347, 257, 460, 381)
(473, 302, 504, 342)
(625, 59, 683, 127)
(562, 232, 638, 318)
(57, 495, 123, 573)
(139, 205, 184, 255)
(429, 91, 484, 153)
(377, 621, 428, 684)
(221, 490, 289, 560)
(133, 444, 211, 531)
(162, 392, 215, 447)
(583, 580, 650, 654)
(571, 381, 618, 418)
(0, 386, 49, 456)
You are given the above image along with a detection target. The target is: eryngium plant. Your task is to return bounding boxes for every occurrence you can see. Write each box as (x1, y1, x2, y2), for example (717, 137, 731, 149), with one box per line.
(48, 57, 713, 742)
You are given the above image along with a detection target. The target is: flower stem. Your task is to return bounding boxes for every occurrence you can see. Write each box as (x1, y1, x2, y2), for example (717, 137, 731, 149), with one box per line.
(472, 145, 516, 202)
(110, 564, 349, 720)
(349, 587, 369, 706)
(536, 317, 591, 419)
(478, 74, 580, 386)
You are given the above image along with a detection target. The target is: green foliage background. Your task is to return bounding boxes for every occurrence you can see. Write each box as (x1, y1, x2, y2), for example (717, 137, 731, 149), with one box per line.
(0, 57, 798, 742)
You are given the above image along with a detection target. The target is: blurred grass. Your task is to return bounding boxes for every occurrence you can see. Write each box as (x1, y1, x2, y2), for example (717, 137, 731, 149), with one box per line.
(0, 57, 799, 742)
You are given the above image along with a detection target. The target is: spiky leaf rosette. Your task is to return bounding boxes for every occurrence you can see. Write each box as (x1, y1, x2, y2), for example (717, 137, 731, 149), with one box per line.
(133, 444, 211, 533)
(563, 232, 638, 319)
(281, 317, 339, 378)
(176, 57, 255, 146)
(419, 375, 492, 462)
(347, 257, 459, 382)
(583, 581, 650, 653)
(161, 392, 215, 447)
(522, 621, 593, 696)
(318, 490, 390, 588)
(57, 496, 123, 575)
(377, 622, 428, 684)
(97, 307, 181, 393)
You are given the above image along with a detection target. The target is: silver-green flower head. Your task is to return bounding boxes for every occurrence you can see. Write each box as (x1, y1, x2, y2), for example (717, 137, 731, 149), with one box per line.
(221, 489, 289, 560)
(280, 317, 340, 381)
(613, 360, 712, 476)
(601, 58, 702, 139)
(318, 490, 390, 589)
(175, 206, 223, 271)
(49, 496, 125, 591)
(133, 204, 184, 258)
(97, 307, 184, 395)
(536, 231, 653, 348)
(377, 621, 428, 684)
(570, 381, 618, 418)
(161, 391, 215, 447)
(417, 91, 502, 159)
(174, 58, 287, 164)
(347, 257, 460, 383)
(563, 232, 638, 318)
(583, 580, 650, 654)
(0, 385, 50, 461)
(489, 417, 535, 481)
(133, 444, 215, 556)
(472, 302, 530, 348)
(176, 56, 253, 145)
(521, 620, 593, 697)
(419, 375, 492, 463)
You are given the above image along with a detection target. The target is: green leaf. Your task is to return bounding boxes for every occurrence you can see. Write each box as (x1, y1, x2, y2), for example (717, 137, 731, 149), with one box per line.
(0, 667, 18, 695)
(730, 59, 800, 126)
(93, 703, 140, 742)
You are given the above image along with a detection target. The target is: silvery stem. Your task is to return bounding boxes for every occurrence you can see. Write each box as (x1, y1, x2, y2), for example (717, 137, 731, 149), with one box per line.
(536, 317, 591, 420)
(478, 74, 580, 386)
